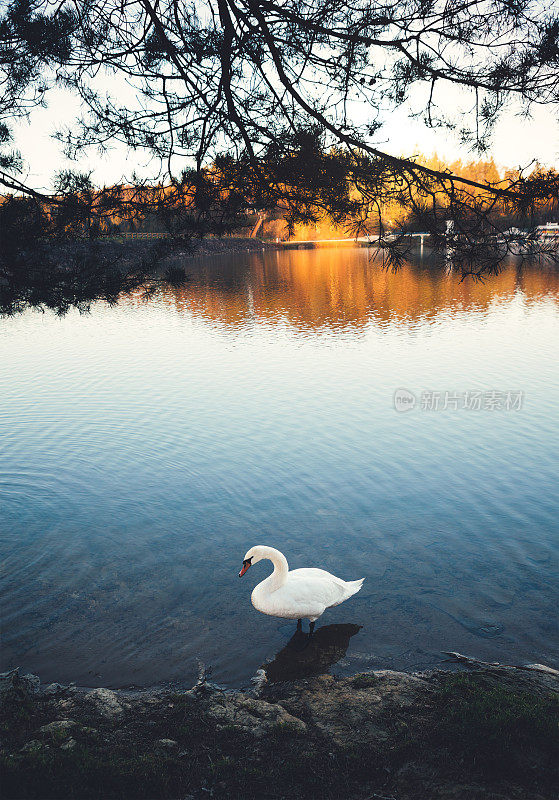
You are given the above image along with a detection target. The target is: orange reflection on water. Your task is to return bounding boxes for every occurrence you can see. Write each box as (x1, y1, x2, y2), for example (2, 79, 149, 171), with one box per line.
(151, 249, 559, 330)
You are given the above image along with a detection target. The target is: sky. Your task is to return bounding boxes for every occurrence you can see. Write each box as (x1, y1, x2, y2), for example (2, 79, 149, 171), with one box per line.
(11, 81, 559, 193)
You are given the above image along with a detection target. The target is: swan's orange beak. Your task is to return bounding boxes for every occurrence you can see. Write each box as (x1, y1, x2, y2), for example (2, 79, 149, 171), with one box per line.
(239, 560, 251, 577)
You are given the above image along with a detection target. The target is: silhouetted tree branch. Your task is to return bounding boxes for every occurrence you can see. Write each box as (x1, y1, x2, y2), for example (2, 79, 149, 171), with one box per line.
(1, 0, 558, 272)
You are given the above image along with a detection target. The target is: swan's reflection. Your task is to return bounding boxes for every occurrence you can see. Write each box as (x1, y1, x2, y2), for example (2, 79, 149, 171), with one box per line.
(262, 623, 362, 682)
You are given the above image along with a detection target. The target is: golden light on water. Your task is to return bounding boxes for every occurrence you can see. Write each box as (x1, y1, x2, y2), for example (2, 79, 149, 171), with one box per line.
(152, 251, 559, 331)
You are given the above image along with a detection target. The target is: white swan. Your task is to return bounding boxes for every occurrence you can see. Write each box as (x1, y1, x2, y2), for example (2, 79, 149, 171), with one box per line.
(238, 546, 364, 632)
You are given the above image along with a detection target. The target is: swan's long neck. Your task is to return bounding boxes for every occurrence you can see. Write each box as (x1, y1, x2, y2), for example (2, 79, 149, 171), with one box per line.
(261, 547, 289, 593)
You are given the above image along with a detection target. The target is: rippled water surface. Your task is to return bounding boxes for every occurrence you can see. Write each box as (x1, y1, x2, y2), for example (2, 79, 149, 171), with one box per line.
(1, 249, 558, 687)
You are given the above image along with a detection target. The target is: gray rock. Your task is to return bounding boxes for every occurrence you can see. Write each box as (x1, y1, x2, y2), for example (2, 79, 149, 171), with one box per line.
(251, 669, 267, 692)
(21, 739, 46, 753)
(206, 694, 307, 737)
(60, 738, 77, 751)
(0, 669, 40, 701)
(157, 738, 178, 748)
(0, 670, 17, 701)
(20, 673, 41, 693)
(44, 682, 68, 696)
(264, 671, 432, 747)
(39, 719, 78, 736)
(86, 687, 123, 717)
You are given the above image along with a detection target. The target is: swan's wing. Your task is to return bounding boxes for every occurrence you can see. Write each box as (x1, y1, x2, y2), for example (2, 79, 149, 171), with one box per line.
(286, 568, 352, 608)
(255, 569, 363, 619)
(260, 572, 328, 618)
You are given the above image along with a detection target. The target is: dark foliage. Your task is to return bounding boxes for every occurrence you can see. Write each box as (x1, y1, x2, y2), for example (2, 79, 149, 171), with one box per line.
(0, 195, 189, 316)
(432, 672, 559, 778)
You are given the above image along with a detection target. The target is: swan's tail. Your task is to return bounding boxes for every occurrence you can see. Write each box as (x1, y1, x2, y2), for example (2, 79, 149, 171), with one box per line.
(327, 578, 364, 608)
(344, 578, 364, 599)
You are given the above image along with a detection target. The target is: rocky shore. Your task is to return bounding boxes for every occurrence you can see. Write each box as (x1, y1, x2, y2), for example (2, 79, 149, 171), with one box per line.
(107, 234, 273, 261)
(177, 236, 273, 256)
(1, 654, 558, 800)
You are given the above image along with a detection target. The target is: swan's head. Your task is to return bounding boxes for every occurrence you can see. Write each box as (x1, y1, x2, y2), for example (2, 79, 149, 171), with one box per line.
(238, 545, 265, 577)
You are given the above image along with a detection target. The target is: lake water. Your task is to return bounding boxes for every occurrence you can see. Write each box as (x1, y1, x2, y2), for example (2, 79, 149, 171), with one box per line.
(1, 248, 558, 688)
